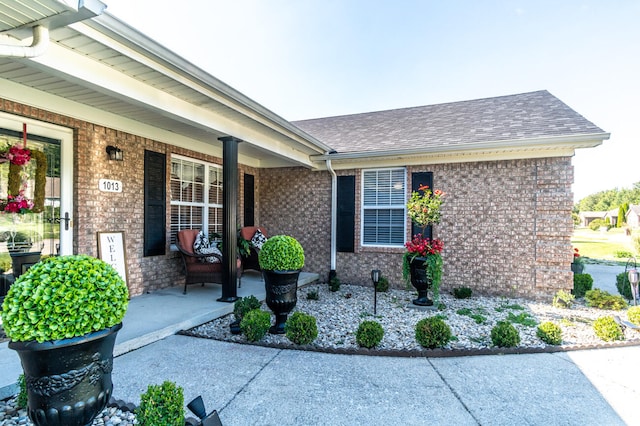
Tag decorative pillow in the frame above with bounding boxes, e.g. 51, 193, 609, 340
251, 229, 268, 250
193, 231, 221, 263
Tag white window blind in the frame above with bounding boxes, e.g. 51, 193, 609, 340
362, 168, 405, 246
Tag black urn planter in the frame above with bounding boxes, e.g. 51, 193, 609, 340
263, 269, 300, 334
571, 262, 584, 274
410, 256, 433, 306
9, 323, 122, 426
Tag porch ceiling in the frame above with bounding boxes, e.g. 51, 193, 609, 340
0, 3, 330, 169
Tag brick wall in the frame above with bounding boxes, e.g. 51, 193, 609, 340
261, 158, 574, 301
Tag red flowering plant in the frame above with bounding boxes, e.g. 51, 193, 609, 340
573, 247, 584, 266
1, 144, 31, 166
1, 190, 34, 214
403, 184, 446, 302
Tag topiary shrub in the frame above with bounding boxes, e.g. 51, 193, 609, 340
233, 295, 261, 322
628, 306, 640, 325
593, 316, 624, 342
573, 273, 593, 298
136, 381, 184, 426
616, 272, 633, 300
552, 289, 575, 309
585, 289, 628, 311
285, 311, 318, 345
375, 275, 389, 292
356, 320, 384, 348
329, 276, 341, 292
1, 255, 129, 342
258, 235, 305, 271
415, 316, 452, 349
240, 309, 272, 342
453, 287, 473, 299
537, 322, 562, 345
491, 320, 520, 348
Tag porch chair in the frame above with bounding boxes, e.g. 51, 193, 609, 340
176, 229, 242, 294
239, 226, 268, 272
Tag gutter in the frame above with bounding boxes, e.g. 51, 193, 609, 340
310, 132, 611, 162
326, 158, 337, 275
0, 25, 49, 58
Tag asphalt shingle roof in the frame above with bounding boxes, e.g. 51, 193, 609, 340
293, 90, 605, 154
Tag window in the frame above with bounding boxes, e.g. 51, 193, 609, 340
170, 156, 223, 244
362, 168, 405, 246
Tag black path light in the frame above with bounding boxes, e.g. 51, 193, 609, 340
371, 269, 381, 315
626, 257, 639, 306
186, 395, 223, 426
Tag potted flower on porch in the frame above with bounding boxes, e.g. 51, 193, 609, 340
258, 235, 305, 334
1, 255, 129, 426
403, 184, 445, 306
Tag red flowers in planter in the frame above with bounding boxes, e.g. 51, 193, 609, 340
405, 234, 444, 257
573, 248, 580, 258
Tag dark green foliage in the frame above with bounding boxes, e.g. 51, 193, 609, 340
585, 289, 627, 311
537, 322, 562, 345
593, 316, 624, 342
506, 312, 537, 327
456, 308, 487, 324
494, 303, 524, 313
258, 235, 305, 271
491, 320, 520, 347
356, 320, 384, 348
573, 273, 594, 298
1, 255, 129, 342
415, 316, 452, 349
136, 381, 184, 426
233, 295, 261, 321
306, 288, 319, 300
616, 272, 633, 300
628, 306, 640, 325
240, 309, 271, 342
576, 184, 640, 212
552, 289, 575, 308
329, 276, 340, 292
285, 312, 318, 345
453, 287, 473, 299
17, 374, 27, 409
618, 203, 629, 228
375, 275, 389, 292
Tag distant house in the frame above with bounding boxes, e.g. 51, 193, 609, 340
626, 205, 640, 228
604, 209, 619, 227
579, 211, 607, 227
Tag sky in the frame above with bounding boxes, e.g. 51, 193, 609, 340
103, 0, 640, 202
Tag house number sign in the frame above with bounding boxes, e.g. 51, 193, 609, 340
99, 179, 122, 193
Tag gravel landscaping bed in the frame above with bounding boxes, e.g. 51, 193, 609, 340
185, 283, 640, 355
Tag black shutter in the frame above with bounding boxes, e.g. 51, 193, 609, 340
336, 175, 355, 252
244, 173, 255, 227
411, 172, 433, 239
144, 150, 166, 256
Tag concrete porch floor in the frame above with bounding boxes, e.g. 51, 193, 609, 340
0, 270, 320, 398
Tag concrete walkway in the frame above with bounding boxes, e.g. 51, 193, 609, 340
3, 267, 640, 424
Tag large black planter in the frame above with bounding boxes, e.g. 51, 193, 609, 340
571, 262, 584, 274
410, 256, 433, 306
263, 269, 300, 334
9, 323, 122, 426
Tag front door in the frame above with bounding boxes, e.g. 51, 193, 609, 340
0, 113, 73, 269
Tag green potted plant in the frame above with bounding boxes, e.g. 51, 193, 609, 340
1, 254, 129, 426
403, 184, 445, 306
258, 235, 305, 334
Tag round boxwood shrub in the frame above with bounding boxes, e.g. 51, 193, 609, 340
585, 288, 627, 311
1, 254, 129, 342
234, 295, 261, 322
593, 316, 624, 342
240, 309, 272, 342
616, 272, 634, 300
453, 287, 473, 299
258, 235, 305, 271
285, 311, 318, 345
415, 316, 451, 349
356, 320, 384, 348
628, 306, 640, 325
537, 321, 562, 345
491, 320, 520, 347
136, 381, 184, 426
573, 273, 593, 298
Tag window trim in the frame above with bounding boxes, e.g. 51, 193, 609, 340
360, 167, 406, 248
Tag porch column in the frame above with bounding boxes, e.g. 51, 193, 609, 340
218, 136, 241, 302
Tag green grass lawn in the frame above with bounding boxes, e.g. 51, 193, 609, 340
571, 227, 638, 263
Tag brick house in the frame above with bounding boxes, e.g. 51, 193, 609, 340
0, 1, 609, 300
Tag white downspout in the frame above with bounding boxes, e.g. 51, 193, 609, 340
326, 158, 337, 274
0, 26, 50, 58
